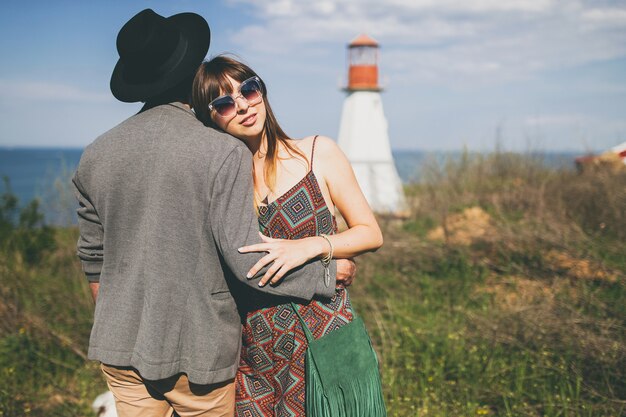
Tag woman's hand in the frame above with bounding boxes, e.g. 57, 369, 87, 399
238, 232, 327, 287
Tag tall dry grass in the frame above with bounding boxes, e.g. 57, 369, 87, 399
351, 150, 625, 416
1, 151, 624, 416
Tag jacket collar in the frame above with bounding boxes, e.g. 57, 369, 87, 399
167, 101, 195, 116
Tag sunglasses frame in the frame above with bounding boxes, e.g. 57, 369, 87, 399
208, 76, 264, 119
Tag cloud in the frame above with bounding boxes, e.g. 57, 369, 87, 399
582, 7, 626, 27
0, 80, 111, 103
227, 0, 626, 84
232, 0, 557, 18
385, 0, 557, 14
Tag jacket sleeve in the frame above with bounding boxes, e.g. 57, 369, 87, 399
72, 168, 104, 282
209, 146, 336, 300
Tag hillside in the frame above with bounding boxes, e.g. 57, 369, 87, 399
1, 152, 624, 416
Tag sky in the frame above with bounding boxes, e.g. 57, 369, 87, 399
0, 0, 625, 152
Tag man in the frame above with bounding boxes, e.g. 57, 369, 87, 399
73, 9, 354, 416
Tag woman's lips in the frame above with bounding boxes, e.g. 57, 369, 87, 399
240, 113, 257, 127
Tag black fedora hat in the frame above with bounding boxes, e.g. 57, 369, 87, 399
110, 9, 210, 103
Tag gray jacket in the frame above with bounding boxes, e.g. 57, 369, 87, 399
72, 102, 336, 385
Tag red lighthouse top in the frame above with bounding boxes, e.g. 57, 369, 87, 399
346, 34, 380, 91
350, 34, 379, 48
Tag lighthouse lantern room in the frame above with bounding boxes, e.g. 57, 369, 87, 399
347, 34, 380, 91
337, 34, 406, 215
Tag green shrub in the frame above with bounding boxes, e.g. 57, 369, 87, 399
0, 177, 56, 264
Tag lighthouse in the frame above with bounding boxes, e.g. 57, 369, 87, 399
337, 34, 406, 215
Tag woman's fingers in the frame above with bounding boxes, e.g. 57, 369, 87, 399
258, 261, 283, 286
238, 243, 270, 254
259, 232, 278, 243
241, 237, 303, 285
246, 253, 276, 278
269, 263, 291, 286
239, 233, 281, 253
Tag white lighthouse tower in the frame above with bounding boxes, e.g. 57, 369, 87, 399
337, 34, 406, 214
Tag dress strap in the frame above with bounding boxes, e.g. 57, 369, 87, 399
290, 302, 314, 342
309, 135, 319, 172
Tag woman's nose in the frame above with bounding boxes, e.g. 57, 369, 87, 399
235, 96, 249, 113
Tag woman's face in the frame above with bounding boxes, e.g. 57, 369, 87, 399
210, 75, 267, 142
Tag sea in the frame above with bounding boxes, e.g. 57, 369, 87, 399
0, 147, 581, 225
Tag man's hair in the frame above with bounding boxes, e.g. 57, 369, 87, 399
142, 73, 195, 110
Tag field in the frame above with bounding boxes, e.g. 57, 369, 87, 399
1, 152, 625, 416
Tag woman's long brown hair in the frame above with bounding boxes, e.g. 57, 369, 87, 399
192, 55, 307, 205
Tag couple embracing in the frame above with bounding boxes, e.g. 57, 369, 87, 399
73, 9, 383, 417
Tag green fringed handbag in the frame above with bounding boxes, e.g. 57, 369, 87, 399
290, 302, 387, 417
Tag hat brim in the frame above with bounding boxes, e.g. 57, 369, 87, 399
110, 12, 210, 103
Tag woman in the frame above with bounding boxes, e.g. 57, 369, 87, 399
192, 55, 383, 416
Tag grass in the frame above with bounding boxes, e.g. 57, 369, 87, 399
350, 151, 626, 416
353, 236, 625, 416
0, 228, 103, 416
0, 151, 624, 416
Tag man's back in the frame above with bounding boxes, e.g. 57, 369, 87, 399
74, 103, 249, 384
75, 9, 340, 414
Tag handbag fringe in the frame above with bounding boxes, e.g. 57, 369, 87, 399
307, 361, 387, 417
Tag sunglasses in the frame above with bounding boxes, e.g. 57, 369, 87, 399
208, 76, 264, 119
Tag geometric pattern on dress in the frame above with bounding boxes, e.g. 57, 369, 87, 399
301, 306, 326, 336
275, 365, 297, 397
236, 401, 265, 417
273, 305, 296, 331
257, 203, 275, 220
258, 172, 334, 238
315, 207, 334, 235
235, 137, 354, 417
235, 290, 354, 416
249, 314, 273, 343
275, 399, 296, 417
286, 220, 317, 241
323, 315, 352, 335
247, 344, 274, 373
245, 376, 274, 399
273, 332, 296, 360
293, 381, 307, 411
263, 219, 290, 243
281, 188, 314, 226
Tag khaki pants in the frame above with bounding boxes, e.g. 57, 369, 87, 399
101, 364, 235, 417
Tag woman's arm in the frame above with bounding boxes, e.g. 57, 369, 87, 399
314, 135, 384, 257
239, 136, 382, 285
212, 146, 338, 300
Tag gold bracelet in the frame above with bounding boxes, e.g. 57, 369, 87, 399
320, 234, 333, 265
319, 234, 333, 287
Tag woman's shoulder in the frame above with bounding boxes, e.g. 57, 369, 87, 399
293, 135, 342, 158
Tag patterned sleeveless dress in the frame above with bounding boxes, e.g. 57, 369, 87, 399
235, 137, 354, 416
